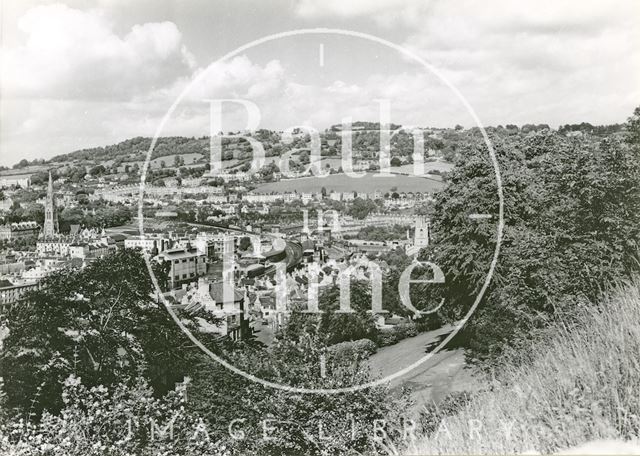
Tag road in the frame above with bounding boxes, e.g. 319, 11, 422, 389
367, 325, 480, 414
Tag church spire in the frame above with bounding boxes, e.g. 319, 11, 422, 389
43, 171, 59, 238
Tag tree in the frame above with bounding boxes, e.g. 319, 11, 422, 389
129, 163, 140, 176
346, 198, 378, 220
187, 317, 408, 455
238, 236, 252, 251
626, 106, 640, 145
89, 164, 106, 176
1, 250, 214, 416
423, 111, 640, 364
12, 159, 29, 169
315, 282, 379, 345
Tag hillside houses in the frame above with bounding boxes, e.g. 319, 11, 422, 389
0, 172, 33, 188
0, 222, 40, 241
173, 278, 247, 340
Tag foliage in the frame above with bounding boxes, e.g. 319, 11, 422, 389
346, 197, 379, 220
0, 250, 410, 455
395, 321, 418, 339
417, 391, 474, 438
377, 248, 444, 319
0, 250, 213, 416
377, 321, 418, 347
238, 236, 252, 252
411, 277, 640, 454
58, 204, 133, 231
421, 107, 640, 363
0, 375, 228, 456
317, 283, 380, 345
187, 331, 410, 455
327, 338, 377, 364
352, 223, 409, 242
2, 201, 132, 231
377, 329, 399, 347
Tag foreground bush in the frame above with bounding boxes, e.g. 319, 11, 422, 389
0, 376, 227, 456
409, 278, 640, 454
328, 338, 377, 363
378, 321, 419, 347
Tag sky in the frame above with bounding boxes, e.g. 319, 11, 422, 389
1, 0, 639, 166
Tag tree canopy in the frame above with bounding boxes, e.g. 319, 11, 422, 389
419, 108, 640, 363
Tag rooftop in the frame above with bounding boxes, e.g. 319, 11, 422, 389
158, 248, 201, 260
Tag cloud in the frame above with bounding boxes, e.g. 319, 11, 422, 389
1, 3, 194, 100
394, 0, 640, 126
1, 0, 639, 167
185, 56, 286, 101
294, 0, 432, 27
293, 0, 640, 125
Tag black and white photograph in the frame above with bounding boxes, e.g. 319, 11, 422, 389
0, 1, 639, 454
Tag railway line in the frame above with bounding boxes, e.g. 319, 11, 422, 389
185, 221, 304, 272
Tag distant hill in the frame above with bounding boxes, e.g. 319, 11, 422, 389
49, 136, 209, 164
3, 120, 626, 171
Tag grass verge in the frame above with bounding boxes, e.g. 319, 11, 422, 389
408, 277, 640, 455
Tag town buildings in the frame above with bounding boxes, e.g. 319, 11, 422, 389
0, 222, 40, 241
0, 279, 39, 310
124, 236, 170, 254
0, 198, 13, 212
157, 246, 207, 288
174, 278, 247, 340
35, 172, 116, 260
0, 172, 32, 188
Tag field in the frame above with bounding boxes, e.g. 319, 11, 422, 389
103, 153, 207, 170
392, 160, 454, 174
253, 172, 444, 194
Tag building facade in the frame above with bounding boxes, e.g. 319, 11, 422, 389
0, 173, 32, 188
0, 279, 40, 311
157, 247, 207, 289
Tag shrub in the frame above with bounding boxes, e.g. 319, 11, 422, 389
415, 314, 442, 332
396, 321, 418, 338
328, 338, 377, 364
0, 375, 228, 456
377, 321, 419, 347
377, 329, 399, 347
